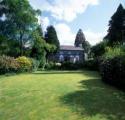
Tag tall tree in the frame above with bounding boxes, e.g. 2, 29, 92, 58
31, 26, 56, 68
75, 29, 85, 47
0, 0, 40, 55
105, 4, 125, 45
75, 29, 90, 53
0, 35, 21, 56
31, 28, 46, 61
45, 25, 60, 51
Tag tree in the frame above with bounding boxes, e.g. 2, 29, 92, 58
83, 41, 91, 53
91, 41, 108, 58
45, 25, 60, 51
105, 4, 125, 45
31, 28, 46, 62
0, 0, 40, 55
30, 26, 56, 68
75, 29, 91, 53
0, 35, 20, 56
75, 29, 86, 47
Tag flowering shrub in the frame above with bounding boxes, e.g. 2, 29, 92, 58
16, 56, 32, 72
0, 55, 20, 74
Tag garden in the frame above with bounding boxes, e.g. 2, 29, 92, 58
0, 0, 125, 120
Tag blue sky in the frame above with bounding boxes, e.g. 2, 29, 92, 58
29, 0, 125, 45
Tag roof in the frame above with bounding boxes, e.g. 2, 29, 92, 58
60, 45, 83, 51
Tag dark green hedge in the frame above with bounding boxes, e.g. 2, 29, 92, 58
100, 56, 125, 89
82, 58, 101, 71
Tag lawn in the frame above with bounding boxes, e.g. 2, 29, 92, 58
0, 71, 125, 120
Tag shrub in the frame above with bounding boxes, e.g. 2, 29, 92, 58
45, 62, 61, 70
100, 55, 125, 89
30, 58, 40, 72
103, 46, 125, 59
0, 55, 19, 74
99, 45, 125, 89
91, 41, 108, 58
83, 58, 100, 71
61, 62, 83, 70
16, 56, 32, 72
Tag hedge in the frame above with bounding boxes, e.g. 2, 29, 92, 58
100, 55, 125, 89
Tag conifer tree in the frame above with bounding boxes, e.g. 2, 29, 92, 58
75, 29, 91, 53
105, 4, 125, 45
74, 29, 86, 47
45, 25, 60, 51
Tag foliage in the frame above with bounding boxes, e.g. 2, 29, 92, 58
91, 41, 108, 58
103, 45, 125, 59
83, 40, 91, 53
104, 4, 125, 45
16, 56, 32, 72
75, 29, 86, 47
100, 55, 125, 89
83, 59, 100, 71
99, 45, 125, 89
0, 55, 19, 74
31, 30, 46, 60
0, 35, 21, 57
0, 36, 10, 55
0, 0, 40, 55
45, 25, 60, 51
61, 62, 83, 70
74, 29, 86, 47
45, 62, 61, 70
74, 29, 91, 54
45, 43, 57, 53
30, 58, 40, 72
30, 29, 47, 68
0, 55, 39, 74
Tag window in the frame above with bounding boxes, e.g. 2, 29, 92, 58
59, 55, 64, 62
68, 51, 71, 54
76, 55, 79, 62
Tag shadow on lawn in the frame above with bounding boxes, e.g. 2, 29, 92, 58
60, 79, 125, 120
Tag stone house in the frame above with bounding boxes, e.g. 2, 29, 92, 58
55, 45, 84, 63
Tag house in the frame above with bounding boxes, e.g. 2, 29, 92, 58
54, 29, 86, 63
55, 45, 84, 63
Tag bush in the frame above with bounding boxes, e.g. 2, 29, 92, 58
0, 55, 19, 74
91, 41, 108, 58
83, 58, 100, 71
99, 45, 125, 89
30, 58, 40, 72
16, 56, 32, 72
45, 62, 61, 70
103, 46, 125, 59
100, 55, 125, 89
61, 62, 83, 70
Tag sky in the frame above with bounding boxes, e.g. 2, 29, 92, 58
29, 0, 125, 46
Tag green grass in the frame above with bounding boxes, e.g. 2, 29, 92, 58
0, 70, 125, 120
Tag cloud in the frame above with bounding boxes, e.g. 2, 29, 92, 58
55, 23, 106, 45
41, 17, 50, 31
84, 29, 106, 45
29, 0, 105, 45
55, 23, 75, 45
30, 0, 99, 22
